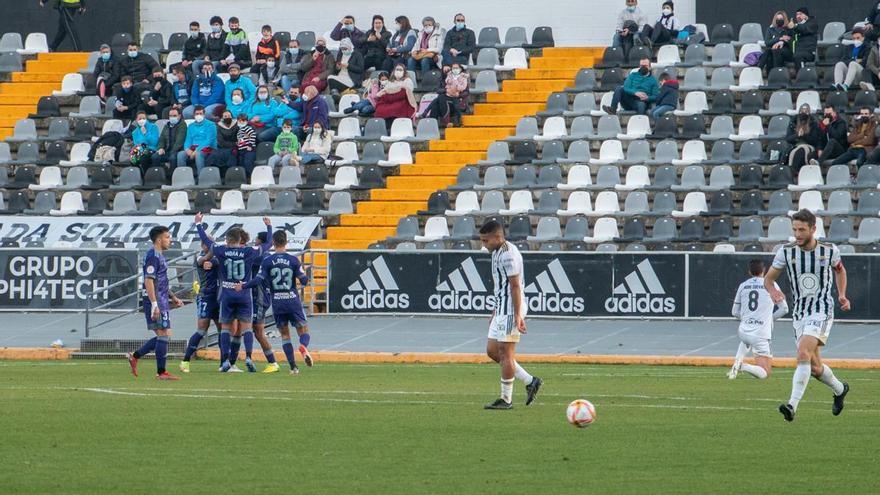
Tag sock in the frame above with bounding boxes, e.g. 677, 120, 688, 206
298, 332, 310, 348
243, 330, 254, 359
741, 363, 768, 379
282, 338, 296, 369
229, 336, 242, 365
500, 378, 514, 403
734, 342, 749, 362
513, 361, 534, 385
133, 337, 157, 359
789, 362, 811, 411
219, 330, 231, 363
184, 329, 207, 361
816, 364, 845, 395
262, 345, 276, 364
155, 336, 169, 374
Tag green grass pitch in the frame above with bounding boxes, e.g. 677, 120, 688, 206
0, 360, 878, 494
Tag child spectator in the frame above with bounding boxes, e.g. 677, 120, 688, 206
235, 112, 258, 172
268, 119, 301, 168
254, 24, 281, 86
651, 72, 679, 120
344, 72, 387, 116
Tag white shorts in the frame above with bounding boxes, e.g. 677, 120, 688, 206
793, 315, 834, 346
738, 331, 772, 358
488, 314, 521, 343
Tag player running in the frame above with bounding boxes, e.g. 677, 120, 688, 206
127, 225, 184, 380
764, 209, 850, 422
479, 220, 542, 410
727, 259, 788, 380
237, 230, 312, 374
179, 239, 220, 373
195, 212, 271, 373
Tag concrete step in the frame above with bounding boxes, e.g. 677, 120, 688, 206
462, 114, 524, 127
0, 82, 60, 95
514, 68, 583, 80
25, 60, 87, 73
399, 164, 465, 175
414, 151, 484, 165
444, 127, 513, 141
472, 102, 546, 116
355, 201, 425, 215
541, 47, 604, 57
0, 94, 42, 105
310, 239, 373, 250
386, 176, 455, 189
11, 72, 70, 83
338, 214, 402, 226
0, 105, 37, 118
370, 189, 435, 201
501, 79, 570, 93
428, 139, 494, 151
486, 91, 548, 103
326, 226, 397, 240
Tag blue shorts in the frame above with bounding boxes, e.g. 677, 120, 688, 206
220, 298, 253, 324
197, 293, 220, 321
274, 302, 307, 329
252, 302, 267, 325
143, 300, 171, 330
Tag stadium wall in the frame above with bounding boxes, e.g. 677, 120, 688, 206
139, 0, 696, 48
696, 1, 867, 32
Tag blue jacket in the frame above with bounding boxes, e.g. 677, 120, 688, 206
289, 96, 329, 129
171, 79, 191, 106
184, 120, 218, 152
654, 79, 679, 108
132, 121, 160, 150
190, 74, 225, 107
273, 97, 302, 127
622, 71, 660, 102
226, 99, 251, 119
248, 99, 280, 127
224, 76, 256, 106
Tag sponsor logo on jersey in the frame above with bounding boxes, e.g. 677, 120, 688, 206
524, 259, 585, 314
341, 256, 410, 310
429, 257, 494, 311
605, 259, 676, 314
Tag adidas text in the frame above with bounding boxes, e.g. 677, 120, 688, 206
527, 293, 585, 313
342, 290, 410, 310
429, 292, 494, 311
604, 293, 676, 314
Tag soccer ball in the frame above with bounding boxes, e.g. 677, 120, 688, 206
566, 399, 596, 428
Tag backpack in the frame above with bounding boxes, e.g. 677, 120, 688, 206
88, 131, 124, 161
744, 51, 762, 66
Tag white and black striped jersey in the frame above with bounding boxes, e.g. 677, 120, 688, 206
491, 241, 526, 317
771, 242, 842, 321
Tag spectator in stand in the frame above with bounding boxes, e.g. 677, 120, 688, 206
267, 119, 300, 168
181, 21, 206, 75
235, 112, 258, 172
220, 17, 252, 72
385, 16, 417, 73
185, 62, 225, 120
363, 15, 391, 71
270, 86, 303, 141
651, 72, 678, 120
169, 65, 191, 117
331, 15, 365, 49
603, 57, 658, 116
832, 108, 876, 167
375, 63, 417, 127
130, 110, 159, 173
93, 44, 116, 100
864, 37, 880, 91
152, 106, 187, 169
421, 63, 468, 127
409, 17, 444, 76
443, 14, 476, 66
225, 87, 249, 118
143, 66, 172, 119
613, 0, 649, 57
643, 1, 680, 47
178, 105, 218, 173
761, 11, 793, 73
278, 39, 306, 93
206, 109, 239, 169
862, 2, 880, 41
288, 85, 329, 140
299, 37, 335, 93
113, 75, 140, 122
249, 85, 280, 142
788, 7, 818, 68
299, 123, 333, 164
786, 103, 821, 170
254, 24, 281, 86
344, 71, 387, 116
224, 63, 256, 106
114, 41, 160, 93
817, 104, 849, 165
327, 38, 365, 94
832, 28, 870, 91
195, 15, 227, 74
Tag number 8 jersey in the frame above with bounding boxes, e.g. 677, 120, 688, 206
732, 276, 787, 339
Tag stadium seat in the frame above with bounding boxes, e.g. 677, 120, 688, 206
854, 165, 880, 190
409, 118, 440, 143
678, 217, 706, 241
588, 166, 621, 190
615, 165, 650, 191
617, 115, 650, 140
672, 192, 708, 217
595, 46, 624, 69
619, 140, 650, 166
48, 191, 84, 216
730, 44, 762, 69
334, 117, 361, 141
496, 26, 527, 49
324, 166, 359, 191
565, 117, 595, 141
507, 141, 537, 164
826, 217, 855, 244
499, 190, 534, 215
0, 33, 23, 52
495, 47, 528, 70
730, 67, 762, 92
0, 51, 23, 73
656, 44, 681, 66
534, 116, 567, 141
818, 22, 846, 47
449, 216, 477, 241
381, 119, 415, 143
678, 115, 706, 140
22, 191, 56, 215
789, 190, 824, 215
674, 91, 707, 116
646, 140, 678, 165
672, 140, 707, 166
52, 73, 84, 97
527, 217, 562, 242
616, 217, 646, 242
564, 70, 597, 93
377, 142, 412, 167
587, 191, 620, 217
597, 68, 625, 91
319, 191, 353, 216
329, 94, 360, 118
557, 191, 592, 216
556, 140, 590, 165
525, 26, 554, 49
352, 142, 387, 166
563, 92, 597, 118
729, 115, 763, 141
414, 217, 450, 242
357, 119, 390, 144
763, 165, 794, 190
591, 140, 624, 165
700, 116, 735, 141
82, 191, 108, 215
583, 217, 618, 243
789, 165, 823, 191
470, 70, 499, 94
445, 191, 480, 217
595, 243, 618, 252
18, 33, 49, 55
672, 165, 706, 192
56, 166, 89, 191
677, 44, 707, 68
680, 67, 708, 91
506, 117, 539, 142
156, 191, 191, 216
475, 27, 501, 50
734, 23, 763, 47
730, 217, 764, 242
240, 166, 275, 190
533, 141, 565, 165
28, 166, 63, 191
760, 190, 793, 216
703, 166, 735, 192
211, 190, 245, 214
557, 165, 592, 190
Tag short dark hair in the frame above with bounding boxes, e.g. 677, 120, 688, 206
190, 21, 200, 28
210, 16, 223, 25
373, 14, 384, 23
748, 259, 765, 276
860, 106, 873, 114
121, 75, 133, 83
256, 231, 269, 244
127, 41, 139, 48
229, 16, 240, 24
662, 1, 674, 8
479, 220, 504, 235
791, 208, 816, 227
659, 72, 669, 81
149, 226, 169, 243
282, 119, 293, 127
823, 104, 836, 113
193, 105, 205, 113
262, 24, 272, 32
343, 15, 355, 22
136, 110, 147, 117
273, 230, 288, 247
224, 228, 241, 244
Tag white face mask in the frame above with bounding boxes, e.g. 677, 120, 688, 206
662, 8, 672, 15
137, 119, 147, 127
394, 69, 405, 78
451, 68, 461, 75
258, 92, 269, 100
267, 61, 275, 68
194, 114, 205, 123
169, 117, 180, 125
424, 25, 434, 34
313, 127, 322, 134
302, 94, 310, 101
232, 95, 243, 104
854, 39, 864, 47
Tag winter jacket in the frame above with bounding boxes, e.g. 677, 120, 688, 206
300, 51, 337, 84
444, 26, 476, 61
114, 53, 160, 83
289, 96, 329, 130
847, 117, 878, 150
791, 17, 819, 57
248, 99, 280, 127
184, 120, 218, 152
654, 79, 679, 108
255, 37, 281, 63
335, 49, 365, 87
300, 130, 333, 158
866, 2, 880, 26
388, 29, 417, 57
224, 75, 256, 106
112, 85, 140, 109
412, 28, 445, 55
205, 31, 227, 61
867, 46, 880, 80
622, 71, 660, 102
183, 33, 207, 62
786, 116, 822, 148
215, 122, 239, 150
616, 7, 649, 31
93, 57, 116, 81
844, 42, 871, 66
764, 26, 791, 49
132, 121, 160, 150
146, 77, 173, 108
157, 119, 187, 154
279, 49, 307, 79
190, 73, 225, 107
222, 29, 252, 68
444, 72, 469, 98
819, 116, 848, 149
236, 124, 257, 152
330, 23, 365, 49
171, 77, 191, 106
362, 28, 391, 60
226, 99, 250, 119
273, 131, 300, 154
273, 98, 302, 127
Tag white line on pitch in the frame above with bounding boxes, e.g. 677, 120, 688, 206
679, 334, 739, 356
556, 327, 631, 355
324, 319, 408, 349
440, 337, 484, 353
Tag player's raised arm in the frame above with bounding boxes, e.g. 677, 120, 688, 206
194, 212, 214, 249
261, 217, 273, 254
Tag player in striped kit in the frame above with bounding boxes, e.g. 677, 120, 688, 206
479, 220, 542, 410
764, 209, 850, 422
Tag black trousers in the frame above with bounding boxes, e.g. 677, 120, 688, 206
50, 6, 81, 52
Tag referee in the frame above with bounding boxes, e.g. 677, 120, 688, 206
39, 0, 86, 52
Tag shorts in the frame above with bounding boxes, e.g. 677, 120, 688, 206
274, 302, 307, 329
793, 315, 834, 346
143, 301, 171, 331
487, 314, 521, 343
220, 298, 254, 324
738, 331, 772, 358
197, 293, 220, 321
252, 302, 267, 325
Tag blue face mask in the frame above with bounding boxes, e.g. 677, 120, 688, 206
122, 85, 131, 92
211, 25, 221, 33
344, 24, 354, 31
101, 53, 111, 61
626, 6, 636, 12
169, 117, 180, 125
455, 22, 466, 30
128, 50, 138, 58
289, 48, 299, 55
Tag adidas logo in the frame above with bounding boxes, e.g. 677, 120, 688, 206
429, 257, 495, 311
524, 259, 585, 314
341, 256, 410, 310
604, 259, 676, 314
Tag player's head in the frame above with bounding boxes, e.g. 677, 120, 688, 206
149, 226, 171, 250
273, 230, 288, 249
748, 259, 765, 277
479, 220, 505, 252
239, 230, 250, 246
791, 209, 817, 247
256, 231, 269, 246
224, 228, 241, 246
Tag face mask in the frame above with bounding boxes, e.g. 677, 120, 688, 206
169, 117, 180, 125
194, 115, 205, 123
128, 50, 138, 58
258, 92, 269, 101
231, 27, 241, 34
424, 26, 434, 34
267, 61, 276, 68
394, 69, 404, 77
639, 66, 650, 75
662, 8, 672, 15
313, 127, 322, 133
627, 6, 636, 12
776, 19, 784, 27
283, 128, 292, 133
232, 95, 243, 104
238, 120, 247, 126
289, 48, 299, 55
860, 116, 871, 122
101, 53, 111, 61
189, 31, 199, 38
341, 48, 352, 54
211, 25, 221, 33
263, 33, 272, 40
137, 119, 147, 127
302, 94, 310, 101
223, 117, 233, 125
798, 114, 809, 122
451, 68, 461, 75
315, 45, 326, 53
455, 22, 466, 30
380, 80, 388, 88
344, 24, 354, 31
395, 23, 402, 31
122, 85, 131, 92
854, 40, 864, 47
824, 114, 833, 120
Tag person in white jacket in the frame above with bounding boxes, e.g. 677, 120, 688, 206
408, 16, 445, 75
299, 124, 333, 164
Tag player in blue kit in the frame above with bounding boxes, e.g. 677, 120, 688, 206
244, 230, 282, 373
195, 212, 272, 372
127, 225, 184, 380
179, 239, 221, 373
237, 230, 312, 374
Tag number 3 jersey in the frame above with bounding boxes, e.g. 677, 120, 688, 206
732, 276, 788, 339
246, 252, 309, 312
